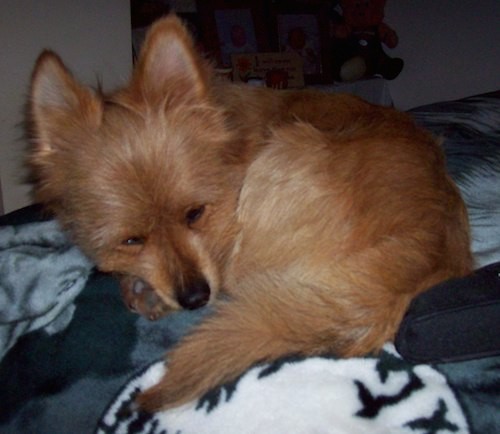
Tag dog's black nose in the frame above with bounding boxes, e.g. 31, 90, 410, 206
176, 278, 211, 310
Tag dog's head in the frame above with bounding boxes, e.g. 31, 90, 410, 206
27, 16, 244, 312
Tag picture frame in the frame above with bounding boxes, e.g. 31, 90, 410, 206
196, 0, 270, 68
232, 52, 305, 89
270, 2, 332, 85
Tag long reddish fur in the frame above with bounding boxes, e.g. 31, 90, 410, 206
27, 15, 472, 411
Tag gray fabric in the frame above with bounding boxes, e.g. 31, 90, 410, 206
410, 95, 500, 268
0, 220, 93, 361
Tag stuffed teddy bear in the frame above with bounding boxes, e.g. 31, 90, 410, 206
331, 0, 404, 82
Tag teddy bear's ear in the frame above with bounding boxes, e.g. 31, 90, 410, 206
130, 15, 210, 105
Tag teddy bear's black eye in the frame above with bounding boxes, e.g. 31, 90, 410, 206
122, 237, 145, 246
185, 205, 205, 227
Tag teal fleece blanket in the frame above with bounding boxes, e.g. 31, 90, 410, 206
0, 220, 93, 362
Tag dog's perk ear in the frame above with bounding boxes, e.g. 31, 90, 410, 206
29, 51, 102, 154
131, 14, 210, 104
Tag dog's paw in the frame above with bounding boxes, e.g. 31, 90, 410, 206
119, 276, 170, 320
135, 362, 203, 412
136, 343, 215, 411
135, 323, 232, 411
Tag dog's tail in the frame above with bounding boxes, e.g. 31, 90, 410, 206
136, 287, 349, 412
136, 236, 467, 412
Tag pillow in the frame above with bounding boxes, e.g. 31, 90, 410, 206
395, 261, 500, 363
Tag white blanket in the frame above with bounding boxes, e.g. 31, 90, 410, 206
97, 345, 471, 434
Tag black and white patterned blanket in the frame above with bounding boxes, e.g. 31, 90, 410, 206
97, 347, 480, 434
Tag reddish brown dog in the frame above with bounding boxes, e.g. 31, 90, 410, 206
27, 15, 472, 411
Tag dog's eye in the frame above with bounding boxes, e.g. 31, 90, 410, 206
122, 237, 145, 246
185, 205, 205, 227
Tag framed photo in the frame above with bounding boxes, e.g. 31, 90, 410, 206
270, 3, 332, 84
196, 0, 270, 68
232, 52, 305, 89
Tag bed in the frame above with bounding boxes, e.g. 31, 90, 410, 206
1, 91, 499, 434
